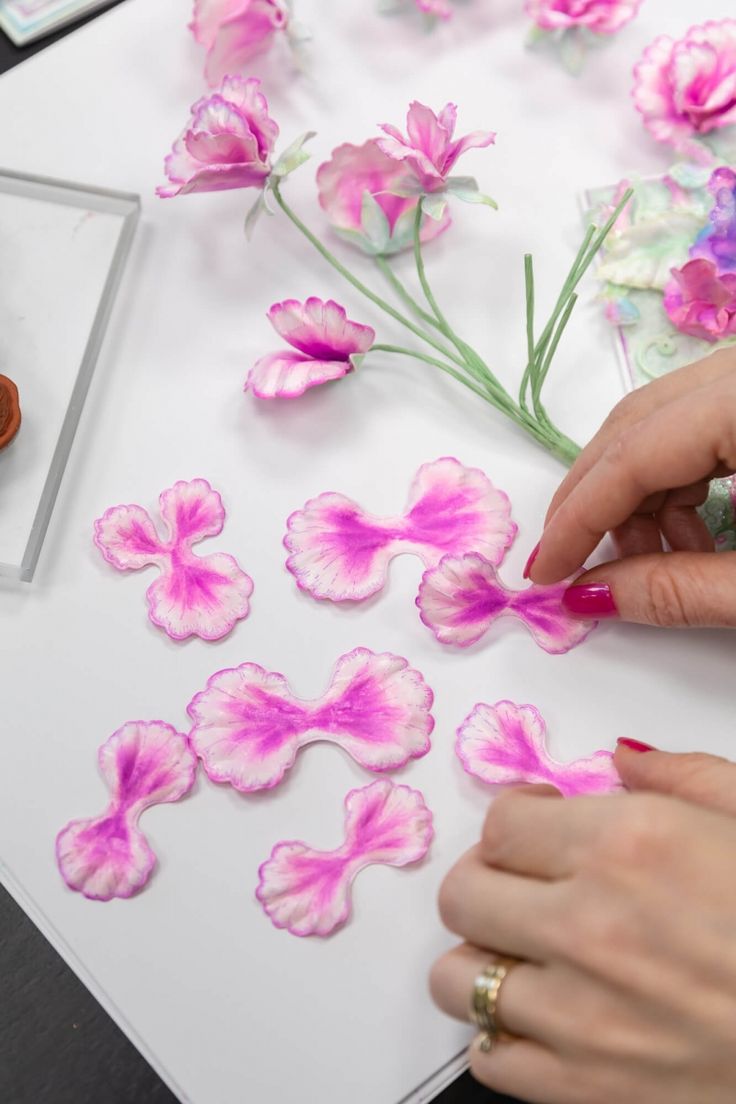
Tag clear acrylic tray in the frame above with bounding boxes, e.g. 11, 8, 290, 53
0, 169, 139, 581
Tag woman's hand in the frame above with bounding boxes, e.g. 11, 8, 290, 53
430, 743, 736, 1104
527, 348, 736, 627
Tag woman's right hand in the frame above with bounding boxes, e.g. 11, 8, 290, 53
527, 348, 736, 628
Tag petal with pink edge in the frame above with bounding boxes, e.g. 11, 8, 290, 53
187, 648, 434, 792
246, 351, 352, 399
267, 298, 376, 360
255, 780, 433, 937
55, 721, 197, 901
416, 553, 596, 653
456, 700, 623, 796
284, 458, 517, 603
146, 552, 254, 642
93, 504, 165, 570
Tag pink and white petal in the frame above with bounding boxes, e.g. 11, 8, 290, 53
146, 552, 253, 641
187, 664, 305, 792
511, 583, 597, 654
99, 721, 197, 812
204, 9, 281, 87
56, 816, 156, 901
405, 101, 453, 172
267, 298, 375, 359
554, 751, 622, 796
161, 161, 271, 197
456, 701, 553, 786
312, 649, 434, 770
93, 504, 165, 571
416, 553, 511, 647
284, 492, 398, 602
158, 479, 225, 547
190, 0, 246, 47
246, 351, 351, 399
403, 458, 517, 566
256, 842, 353, 937
219, 75, 280, 150
343, 780, 434, 866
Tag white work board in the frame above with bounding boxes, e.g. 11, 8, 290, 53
1, 2, 734, 1102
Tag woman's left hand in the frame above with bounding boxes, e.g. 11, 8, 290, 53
430, 744, 736, 1104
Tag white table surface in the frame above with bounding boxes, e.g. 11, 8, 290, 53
1, 2, 734, 1103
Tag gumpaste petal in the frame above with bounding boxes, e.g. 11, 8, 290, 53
55, 721, 197, 901
255, 780, 434, 937
187, 648, 434, 792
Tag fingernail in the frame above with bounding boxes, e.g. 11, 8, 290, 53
522, 541, 540, 580
562, 582, 619, 619
616, 737, 656, 753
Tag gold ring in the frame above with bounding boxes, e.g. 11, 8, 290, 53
469, 957, 518, 1053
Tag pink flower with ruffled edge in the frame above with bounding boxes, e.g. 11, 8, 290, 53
316, 141, 451, 256
663, 259, 736, 343
415, 0, 452, 18
93, 479, 254, 641
416, 552, 595, 654
190, 0, 290, 88
56, 722, 197, 901
377, 101, 495, 196
526, 0, 641, 34
157, 76, 278, 198
256, 780, 433, 937
246, 298, 375, 399
284, 458, 517, 603
187, 648, 434, 792
456, 701, 622, 797
633, 21, 736, 151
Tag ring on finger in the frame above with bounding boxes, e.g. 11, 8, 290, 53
470, 957, 520, 1053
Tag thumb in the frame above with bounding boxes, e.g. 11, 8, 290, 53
562, 551, 736, 628
615, 740, 736, 817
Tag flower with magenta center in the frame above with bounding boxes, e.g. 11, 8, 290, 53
526, 0, 642, 34
377, 101, 495, 198
316, 140, 451, 255
633, 20, 736, 151
663, 259, 736, 343
157, 76, 278, 198
246, 298, 375, 399
190, 0, 290, 88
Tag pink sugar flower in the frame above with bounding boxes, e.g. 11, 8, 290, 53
663, 259, 736, 343
377, 101, 495, 208
157, 76, 278, 198
246, 297, 375, 399
190, 0, 290, 88
633, 21, 736, 152
316, 140, 451, 256
526, 0, 641, 34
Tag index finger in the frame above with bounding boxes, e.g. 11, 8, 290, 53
530, 379, 736, 585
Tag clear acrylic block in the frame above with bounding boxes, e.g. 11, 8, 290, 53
0, 168, 139, 581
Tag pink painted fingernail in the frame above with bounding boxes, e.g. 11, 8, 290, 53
522, 541, 540, 580
562, 582, 619, 619
616, 737, 655, 753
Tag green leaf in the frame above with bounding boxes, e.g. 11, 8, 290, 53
445, 175, 498, 209
422, 193, 449, 220
360, 191, 392, 254
244, 191, 268, 240
271, 131, 316, 181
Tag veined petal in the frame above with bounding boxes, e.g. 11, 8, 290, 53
247, 351, 353, 399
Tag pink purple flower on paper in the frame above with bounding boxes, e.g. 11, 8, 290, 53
316, 141, 451, 256
284, 457, 517, 602
691, 167, 736, 275
633, 21, 736, 153
246, 298, 375, 399
190, 0, 290, 88
377, 102, 496, 214
157, 76, 278, 198
94, 479, 254, 642
526, 0, 641, 34
256, 780, 433, 937
663, 260, 736, 343
456, 700, 622, 796
188, 648, 434, 792
416, 552, 596, 653
56, 722, 197, 901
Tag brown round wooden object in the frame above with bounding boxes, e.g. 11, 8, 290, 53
0, 375, 21, 450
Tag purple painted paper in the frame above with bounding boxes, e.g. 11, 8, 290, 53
417, 552, 596, 653
284, 457, 517, 602
56, 721, 197, 901
94, 478, 254, 641
457, 700, 623, 796
256, 780, 434, 937
188, 648, 434, 792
